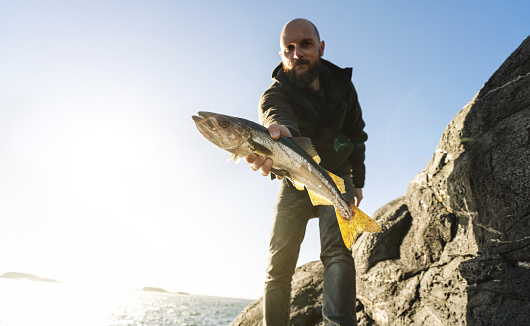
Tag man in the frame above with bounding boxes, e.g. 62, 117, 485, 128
245, 18, 367, 325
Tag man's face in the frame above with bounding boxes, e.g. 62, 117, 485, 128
279, 20, 324, 87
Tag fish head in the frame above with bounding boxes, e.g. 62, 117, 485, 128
192, 111, 251, 151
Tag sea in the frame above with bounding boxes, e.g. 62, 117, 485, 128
0, 279, 253, 326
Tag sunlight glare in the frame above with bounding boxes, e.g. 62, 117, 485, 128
43, 114, 156, 215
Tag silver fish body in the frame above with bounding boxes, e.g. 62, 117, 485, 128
192, 111, 380, 248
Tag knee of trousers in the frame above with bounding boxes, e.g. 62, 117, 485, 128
265, 241, 302, 287
265, 263, 296, 288
320, 248, 355, 270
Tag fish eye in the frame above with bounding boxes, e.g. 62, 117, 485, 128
218, 116, 230, 128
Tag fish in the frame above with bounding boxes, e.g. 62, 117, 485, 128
192, 111, 381, 248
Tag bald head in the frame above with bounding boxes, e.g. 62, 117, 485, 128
280, 18, 320, 46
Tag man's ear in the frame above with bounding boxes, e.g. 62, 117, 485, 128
320, 40, 325, 57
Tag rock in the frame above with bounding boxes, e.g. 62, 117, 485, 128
354, 34, 530, 326
358, 34, 530, 326
232, 35, 530, 325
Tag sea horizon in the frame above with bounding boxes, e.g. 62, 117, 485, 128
0, 272, 257, 301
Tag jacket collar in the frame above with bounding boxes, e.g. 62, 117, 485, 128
271, 59, 352, 90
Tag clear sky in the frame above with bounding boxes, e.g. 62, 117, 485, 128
0, 0, 528, 299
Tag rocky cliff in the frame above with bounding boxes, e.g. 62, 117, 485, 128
231, 35, 530, 326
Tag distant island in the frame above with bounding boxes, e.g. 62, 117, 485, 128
141, 287, 189, 295
0, 272, 59, 283
142, 287, 169, 293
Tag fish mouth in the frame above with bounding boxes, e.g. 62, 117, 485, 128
192, 112, 218, 139
191, 114, 203, 124
192, 112, 216, 129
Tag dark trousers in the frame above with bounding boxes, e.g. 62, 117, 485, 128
263, 176, 357, 326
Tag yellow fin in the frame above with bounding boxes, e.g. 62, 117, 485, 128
307, 189, 333, 206
336, 204, 381, 249
327, 170, 346, 194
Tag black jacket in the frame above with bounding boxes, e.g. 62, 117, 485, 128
259, 59, 368, 187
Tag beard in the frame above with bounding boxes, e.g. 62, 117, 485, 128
283, 58, 321, 89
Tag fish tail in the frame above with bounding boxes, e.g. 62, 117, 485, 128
335, 203, 381, 249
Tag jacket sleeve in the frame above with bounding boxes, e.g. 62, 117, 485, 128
343, 82, 368, 188
258, 85, 302, 137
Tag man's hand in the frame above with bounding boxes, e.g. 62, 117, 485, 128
245, 124, 292, 177
354, 188, 363, 207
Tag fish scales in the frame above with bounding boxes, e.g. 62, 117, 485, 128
250, 127, 341, 206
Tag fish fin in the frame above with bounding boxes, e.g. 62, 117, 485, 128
307, 188, 333, 206
290, 137, 321, 164
290, 178, 306, 191
271, 168, 289, 180
248, 138, 273, 156
327, 170, 346, 194
335, 203, 381, 249
227, 154, 241, 164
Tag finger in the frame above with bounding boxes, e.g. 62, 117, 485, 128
278, 125, 292, 137
268, 125, 281, 139
261, 158, 273, 176
245, 153, 258, 164
250, 155, 266, 171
